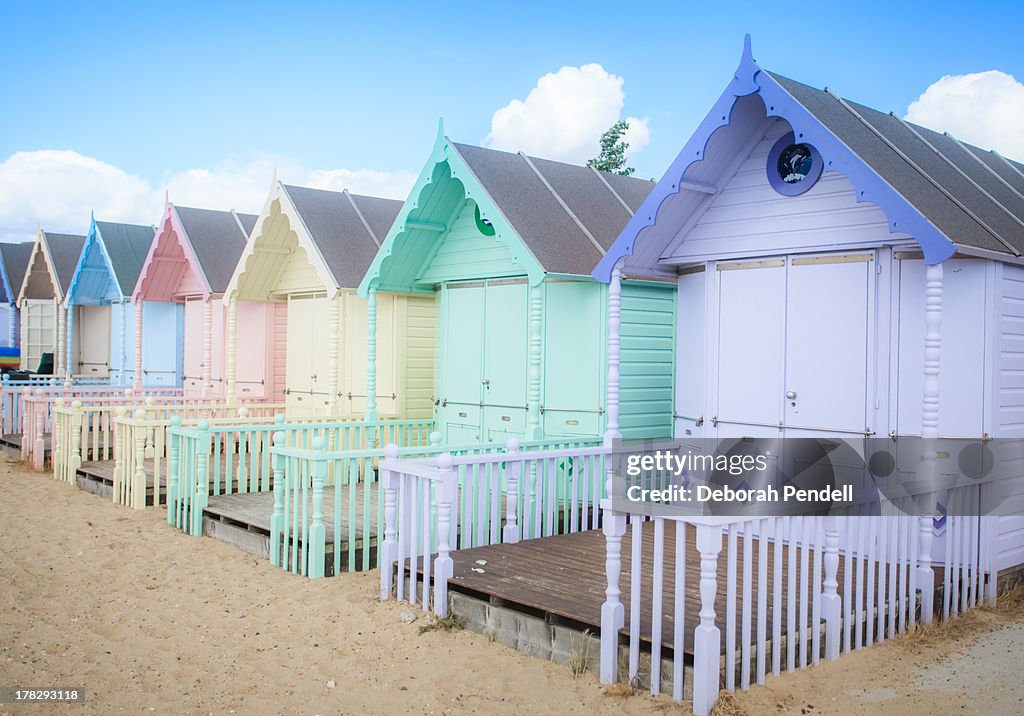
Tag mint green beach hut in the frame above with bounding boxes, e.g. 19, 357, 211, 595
360, 127, 676, 443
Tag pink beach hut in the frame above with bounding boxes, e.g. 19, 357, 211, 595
132, 202, 257, 397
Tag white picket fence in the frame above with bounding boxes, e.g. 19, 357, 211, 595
378, 442, 609, 613
380, 443, 998, 715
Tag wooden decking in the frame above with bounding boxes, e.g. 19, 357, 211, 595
445, 523, 865, 655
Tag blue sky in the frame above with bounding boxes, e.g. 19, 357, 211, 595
1, 1, 1022, 239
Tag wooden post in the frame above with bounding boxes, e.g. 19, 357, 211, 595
56, 301, 66, 378
599, 261, 625, 687
118, 300, 128, 386
502, 437, 521, 543
526, 284, 543, 441
365, 287, 378, 422
379, 443, 400, 601
433, 452, 456, 617
226, 295, 237, 403
69, 400, 83, 480
328, 295, 340, 416
167, 415, 182, 525
269, 430, 287, 567
131, 408, 147, 509
202, 299, 213, 399
918, 261, 942, 626
134, 300, 144, 390
52, 397, 64, 481
693, 523, 724, 716
822, 516, 841, 660
33, 390, 45, 470
192, 421, 210, 535
308, 437, 328, 579
65, 302, 75, 378
112, 406, 127, 499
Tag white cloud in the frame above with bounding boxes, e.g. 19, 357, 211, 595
485, 63, 650, 165
905, 70, 1024, 161
0, 151, 417, 242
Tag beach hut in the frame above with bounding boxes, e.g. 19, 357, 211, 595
359, 127, 676, 443
17, 229, 86, 373
224, 181, 427, 417
594, 37, 1024, 576
132, 202, 256, 396
0, 241, 34, 357
65, 216, 154, 384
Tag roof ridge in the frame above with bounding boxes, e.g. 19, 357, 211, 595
824, 87, 1021, 257
517, 152, 606, 257
993, 150, 1024, 182
343, 190, 381, 248
229, 209, 249, 240
589, 166, 635, 217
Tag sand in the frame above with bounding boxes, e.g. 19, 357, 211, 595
0, 454, 666, 715
2, 451, 1021, 716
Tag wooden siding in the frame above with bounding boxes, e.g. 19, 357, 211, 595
272, 245, 324, 296
22, 250, 56, 301
619, 281, 675, 439
895, 258, 987, 438
417, 201, 522, 284
664, 121, 912, 262
995, 262, 1024, 571
268, 301, 288, 403
542, 281, 603, 437
401, 294, 436, 420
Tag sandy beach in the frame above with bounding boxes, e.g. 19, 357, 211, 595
2, 452, 1022, 715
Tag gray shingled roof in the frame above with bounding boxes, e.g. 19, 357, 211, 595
452, 142, 654, 275
283, 185, 402, 289
174, 206, 254, 293
0, 242, 34, 304
44, 232, 87, 295
770, 71, 1024, 258
95, 221, 155, 296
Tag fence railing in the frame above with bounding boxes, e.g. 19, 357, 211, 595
596, 490, 996, 714
167, 419, 437, 542
379, 441, 609, 609
20, 386, 185, 469
107, 404, 293, 509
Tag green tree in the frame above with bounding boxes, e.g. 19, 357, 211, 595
587, 120, 635, 176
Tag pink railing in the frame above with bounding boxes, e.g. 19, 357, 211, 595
20, 386, 184, 468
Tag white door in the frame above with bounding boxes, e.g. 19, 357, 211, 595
286, 294, 331, 416
75, 305, 111, 377
714, 254, 872, 438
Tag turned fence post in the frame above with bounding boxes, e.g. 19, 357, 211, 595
379, 443, 400, 601
167, 415, 182, 525
191, 421, 211, 535
131, 408, 147, 509
52, 397, 65, 480
693, 523, 724, 716
502, 437, 521, 543
112, 406, 127, 499
33, 390, 46, 470
69, 400, 83, 479
918, 261, 943, 625
433, 452, 456, 617
308, 437, 328, 579
822, 516, 841, 660
270, 430, 287, 567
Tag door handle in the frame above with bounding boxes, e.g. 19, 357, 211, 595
785, 390, 797, 400
481, 378, 490, 387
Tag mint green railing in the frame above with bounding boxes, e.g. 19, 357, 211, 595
166, 417, 436, 536
267, 434, 605, 579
